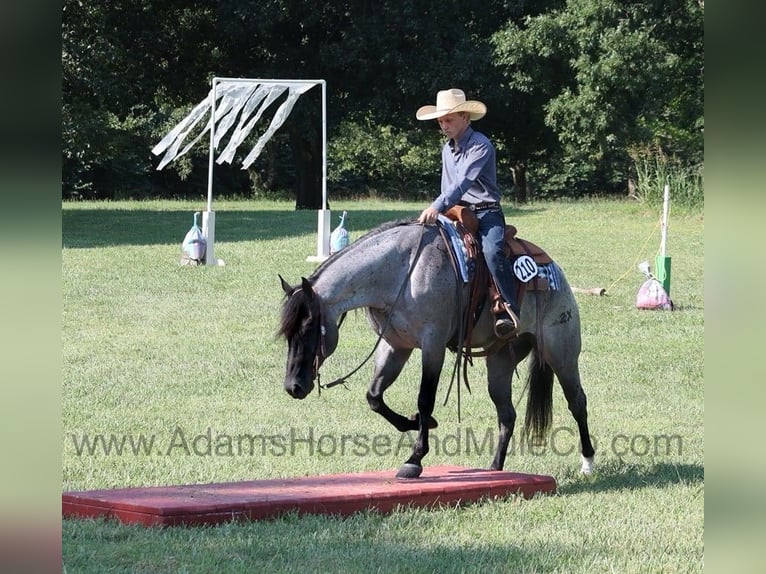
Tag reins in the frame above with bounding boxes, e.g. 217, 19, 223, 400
435, 221, 474, 423
316, 224, 427, 392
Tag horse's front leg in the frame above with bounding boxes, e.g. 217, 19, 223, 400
367, 342, 418, 432
396, 346, 445, 479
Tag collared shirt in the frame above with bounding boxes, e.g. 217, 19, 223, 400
429, 126, 501, 213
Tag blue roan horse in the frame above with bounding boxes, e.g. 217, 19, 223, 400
278, 220, 595, 479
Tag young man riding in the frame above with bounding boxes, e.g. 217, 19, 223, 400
416, 88, 520, 338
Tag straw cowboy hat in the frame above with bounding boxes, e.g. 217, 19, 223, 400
416, 88, 487, 121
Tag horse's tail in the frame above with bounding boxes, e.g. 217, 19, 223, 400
523, 348, 554, 444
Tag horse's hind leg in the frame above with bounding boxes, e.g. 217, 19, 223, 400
486, 339, 531, 470
550, 357, 595, 474
539, 288, 595, 473
366, 341, 421, 432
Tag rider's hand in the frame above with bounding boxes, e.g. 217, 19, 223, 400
417, 207, 440, 225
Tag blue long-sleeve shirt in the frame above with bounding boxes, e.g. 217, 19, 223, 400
429, 126, 501, 213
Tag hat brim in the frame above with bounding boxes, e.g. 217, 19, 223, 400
416, 101, 487, 121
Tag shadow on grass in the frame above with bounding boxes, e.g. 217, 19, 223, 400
62, 204, 547, 249
557, 459, 704, 496
62, 208, 420, 249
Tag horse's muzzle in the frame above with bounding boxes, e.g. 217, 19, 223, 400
285, 380, 314, 400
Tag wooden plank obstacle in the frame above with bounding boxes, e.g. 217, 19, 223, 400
62, 465, 556, 526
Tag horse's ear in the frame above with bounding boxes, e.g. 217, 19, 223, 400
301, 277, 314, 300
278, 274, 292, 296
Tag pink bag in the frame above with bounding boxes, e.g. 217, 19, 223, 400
636, 278, 673, 310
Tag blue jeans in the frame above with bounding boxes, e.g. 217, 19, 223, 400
477, 209, 520, 315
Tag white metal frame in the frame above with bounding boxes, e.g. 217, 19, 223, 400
202, 77, 330, 265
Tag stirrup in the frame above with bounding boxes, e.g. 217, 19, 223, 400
494, 305, 519, 339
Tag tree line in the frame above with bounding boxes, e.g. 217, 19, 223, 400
62, 0, 704, 208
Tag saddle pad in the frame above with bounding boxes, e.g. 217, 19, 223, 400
437, 215, 471, 283
534, 262, 560, 291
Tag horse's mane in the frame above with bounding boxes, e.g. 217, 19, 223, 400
310, 218, 416, 279
278, 219, 417, 340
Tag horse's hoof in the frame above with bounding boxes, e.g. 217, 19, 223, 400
580, 455, 594, 475
396, 463, 423, 479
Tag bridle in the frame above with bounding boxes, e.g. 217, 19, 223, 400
310, 308, 326, 384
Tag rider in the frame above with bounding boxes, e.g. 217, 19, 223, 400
415, 88, 520, 338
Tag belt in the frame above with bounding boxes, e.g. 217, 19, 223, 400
461, 201, 500, 212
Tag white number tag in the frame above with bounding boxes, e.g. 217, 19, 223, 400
513, 255, 539, 283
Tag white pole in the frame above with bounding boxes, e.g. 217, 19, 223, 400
206, 77, 217, 214
322, 80, 327, 211
307, 210, 332, 263
660, 183, 670, 257
203, 77, 219, 265
655, 183, 672, 295
308, 80, 331, 262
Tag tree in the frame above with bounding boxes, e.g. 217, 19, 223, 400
62, 0, 222, 198
492, 0, 704, 196
61, 0, 702, 203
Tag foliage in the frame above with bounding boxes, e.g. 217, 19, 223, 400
62, 0, 222, 197
61, 0, 703, 202
491, 0, 704, 196
329, 115, 442, 197
631, 144, 704, 211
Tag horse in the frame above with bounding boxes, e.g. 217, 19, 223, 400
277, 219, 595, 479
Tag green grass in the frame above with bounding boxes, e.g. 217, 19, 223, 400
62, 198, 704, 573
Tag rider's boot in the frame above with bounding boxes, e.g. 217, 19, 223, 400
494, 302, 519, 339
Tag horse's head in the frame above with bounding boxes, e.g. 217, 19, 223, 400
277, 275, 326, 399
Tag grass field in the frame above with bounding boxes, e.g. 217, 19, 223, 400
62, 199, 704, 573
